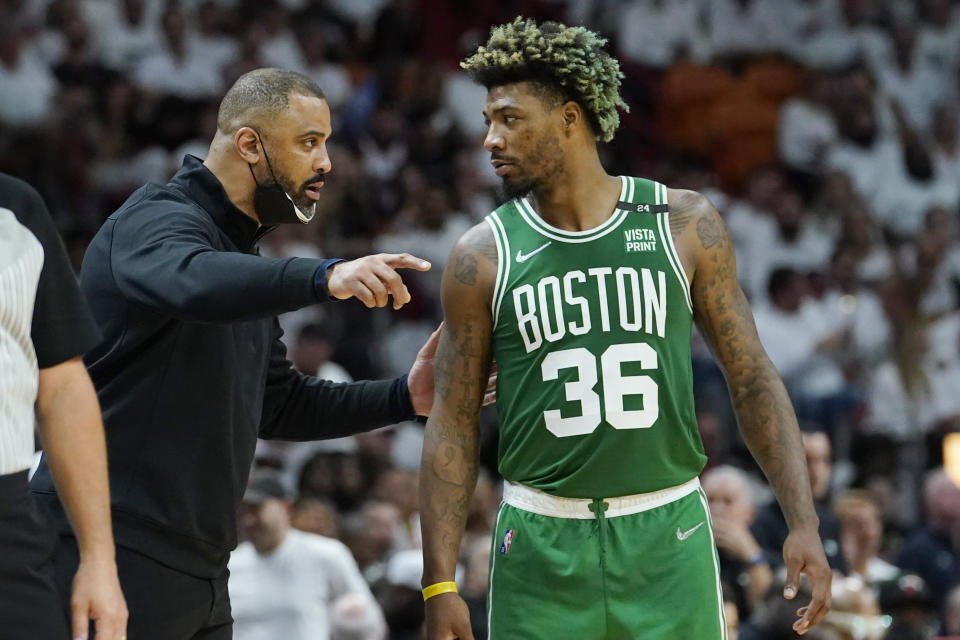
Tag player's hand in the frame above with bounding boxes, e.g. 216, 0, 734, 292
326, 253, 430, 309
71, 557, 128, 640
782, 525, 831, 636
425, 592, 475, 640
408, 324, 497, 416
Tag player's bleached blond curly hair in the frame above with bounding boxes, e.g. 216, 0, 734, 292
461, 17, 628, 143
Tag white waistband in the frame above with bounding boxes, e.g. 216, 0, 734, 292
502, 477, 701, 519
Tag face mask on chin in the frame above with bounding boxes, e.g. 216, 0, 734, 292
247, 134, 317, 225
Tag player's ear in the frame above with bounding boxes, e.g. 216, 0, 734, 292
560, 102, 581, 136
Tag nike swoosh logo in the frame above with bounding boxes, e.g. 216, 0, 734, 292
515, 242, 552, 263
676, 521, 705, 541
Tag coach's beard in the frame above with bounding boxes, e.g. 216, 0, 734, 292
252, 179, 317, 225
248, 136, 318, 225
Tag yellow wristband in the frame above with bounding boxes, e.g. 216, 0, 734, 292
422, 581, 458, 601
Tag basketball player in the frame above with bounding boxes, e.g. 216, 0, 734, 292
419, 18, 831, 639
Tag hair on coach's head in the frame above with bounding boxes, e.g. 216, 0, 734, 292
216, 68, 326, 134
461, 17, 628, 142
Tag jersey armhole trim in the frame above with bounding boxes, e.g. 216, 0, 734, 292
486, 212, 510, 330
656, 183, 693, 313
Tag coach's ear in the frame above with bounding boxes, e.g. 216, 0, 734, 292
235, 127, 261, 164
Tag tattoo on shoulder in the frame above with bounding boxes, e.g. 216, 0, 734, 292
667, 190, 701, 237
460, 223, 499, 265
696, 215, 724, 249
668, 189, 727, 250
454, 253, 478, 285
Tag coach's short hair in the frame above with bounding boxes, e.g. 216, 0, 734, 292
216, 68, 326, 134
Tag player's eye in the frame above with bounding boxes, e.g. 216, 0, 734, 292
504, 115, 518, 124
304, 138, 316, 148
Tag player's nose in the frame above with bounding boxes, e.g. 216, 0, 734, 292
484, 125, 504, 153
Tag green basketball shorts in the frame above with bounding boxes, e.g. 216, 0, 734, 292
486, 477, 726, 640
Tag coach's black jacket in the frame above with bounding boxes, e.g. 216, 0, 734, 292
32, 155, 415, 578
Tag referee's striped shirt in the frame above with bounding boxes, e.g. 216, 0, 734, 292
0, 207, 43, 475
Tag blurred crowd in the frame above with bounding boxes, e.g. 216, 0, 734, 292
5, 0, 960, 638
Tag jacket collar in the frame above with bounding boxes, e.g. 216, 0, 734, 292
170, 155, 271, 251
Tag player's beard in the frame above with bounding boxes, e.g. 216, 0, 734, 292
497, 132, 564, 201
499, 174, 538, 201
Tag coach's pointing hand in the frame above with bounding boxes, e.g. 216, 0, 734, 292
327, 253, 431, 309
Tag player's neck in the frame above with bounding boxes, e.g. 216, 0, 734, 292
528, 157, 620, 232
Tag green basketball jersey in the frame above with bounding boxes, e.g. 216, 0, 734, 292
485, 176, 706, 498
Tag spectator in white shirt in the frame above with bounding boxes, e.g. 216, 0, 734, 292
95, 0, 162, 72
865, 306, 960, 441
778, 71, 838, 175
753, 267, 859, 429
916, 0, 959, 82
341, 500, 402, 586
723, 166, 787, 302
766, 186, 837, 274
297, 24, 352, 115
707, 0, 781, 58
775, 0, 844, 64
834, 490, 901, 587
187, 1, 239, 76
903, 209, 960, 316
875, 22, 945, 134
230, 471, 386, 640
617, 0, 707, 69
836, 199, 894, 285
815, 243, 891, 373
133, 7, 223, 99
826, 78, 902, 211
256, 2, 307, 74
932, 103, 960, 184
358, 102, 409, 183
800, 0, 889, 71
0, 23, 58, 127
443, 69, 493, 139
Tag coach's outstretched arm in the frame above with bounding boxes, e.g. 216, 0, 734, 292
419, 224, 497, 640
672, 189, 832, 636
106, 206, 429, 323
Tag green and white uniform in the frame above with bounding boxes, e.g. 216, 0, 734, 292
483, 177, 725, 639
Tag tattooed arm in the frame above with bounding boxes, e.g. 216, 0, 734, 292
668, 189, 831, 636
420, 223, 497, 640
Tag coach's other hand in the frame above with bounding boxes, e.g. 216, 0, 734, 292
72, 556, 128, 640
425, 592, 475, 640
408, 324, 497, 417
783, 525, 832, 635
327, 253, 431, 309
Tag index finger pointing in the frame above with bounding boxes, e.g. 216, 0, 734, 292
381, 253, 431, 271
